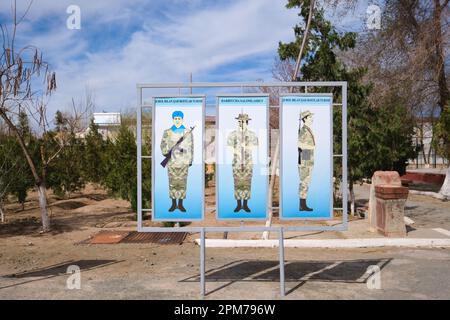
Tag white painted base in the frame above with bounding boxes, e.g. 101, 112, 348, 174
195, 238, 450, 248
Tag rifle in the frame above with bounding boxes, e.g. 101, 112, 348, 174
298, 115, 302, 165
160, 126, 195, 168
298, 147, 302, 165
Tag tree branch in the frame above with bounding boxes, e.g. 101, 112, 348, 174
292, 0, 315, 81
0, 109, 41, 184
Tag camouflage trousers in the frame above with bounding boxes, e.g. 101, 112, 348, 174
298, 159, 314, 199
232, 165, 253, 200
168, 165, 189, 199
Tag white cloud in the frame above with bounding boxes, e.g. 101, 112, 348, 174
5, 0, 299, 114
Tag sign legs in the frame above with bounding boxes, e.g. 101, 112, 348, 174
279, 227, 285, 297
198, 227, 287, 298
200, 227, 206, 297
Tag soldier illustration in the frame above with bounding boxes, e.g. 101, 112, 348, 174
160, 111, 194, 212
227, 113, 258, 212
298, 110, 315, 211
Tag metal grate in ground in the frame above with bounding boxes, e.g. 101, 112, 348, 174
89, 231, 130, 244
76, 230, 188, 245
121, 231, 188, 245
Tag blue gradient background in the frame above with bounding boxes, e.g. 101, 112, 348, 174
217, 97, 268, 220
153, 97, 204, 221
280, 96, 332, 219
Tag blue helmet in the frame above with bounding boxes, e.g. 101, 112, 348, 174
172, 110, 184, 119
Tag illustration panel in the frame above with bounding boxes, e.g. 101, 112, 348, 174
152, 96, 204, 221
280, 94, 333, 219
216, 95, 269, 220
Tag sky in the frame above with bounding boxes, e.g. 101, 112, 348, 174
0, 0, 370, 116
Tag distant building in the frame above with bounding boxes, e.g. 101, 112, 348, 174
409, 117, 448, 169
93, 112, 121, 140
79, 112, 122, 140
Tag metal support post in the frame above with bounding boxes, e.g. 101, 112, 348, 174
200, 228, 206, 297
279, 227, 285, 297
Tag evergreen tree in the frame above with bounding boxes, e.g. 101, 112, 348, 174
278, 0, 416, 212
103, 125, 137, 210
433, 103, 450, 198
47, 135, 85, 198
83, 119, 106, 184
13, 112, 35, 209
46, 111, 85, 198
278, 0, 357, 82
434, 104, 450, 167
0, 134, 34, 215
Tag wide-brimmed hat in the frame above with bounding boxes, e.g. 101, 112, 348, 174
235, 113, 251, 121
300, 110, 313, 120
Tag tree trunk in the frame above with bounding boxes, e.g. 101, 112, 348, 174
262, 0, 315, 240
349, 180, 355, 216
433, 0, 450, 112
37, 183, 50, 232
292, 0, 315, 81
0, 111, 50, 231
0, 201, 4, 223
439, 167, 450, 199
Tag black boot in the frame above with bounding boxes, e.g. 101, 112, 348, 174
242, 200, 251, 212
233, 200, 242, 212
168, 199, 177, 212
178, 199, 186, 212
299, 198, 313, 211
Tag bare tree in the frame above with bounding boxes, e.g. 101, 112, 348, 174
0, 1, 90, 231
347, 0, 449, 194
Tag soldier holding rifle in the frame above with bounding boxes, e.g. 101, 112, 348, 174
160, 111, 194, 212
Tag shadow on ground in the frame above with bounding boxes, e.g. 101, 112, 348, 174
0, 259, 123, 290
181, 258, 391, 296
0, 210, 134, 237
0, 217, 75, 237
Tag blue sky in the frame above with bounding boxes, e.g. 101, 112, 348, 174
0, 0, 370, 115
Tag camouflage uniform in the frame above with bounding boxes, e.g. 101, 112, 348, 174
160, 128, 193, 199
298, 111, 315, 199
227, 114, 258, 201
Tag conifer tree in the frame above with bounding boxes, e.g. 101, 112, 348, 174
46, 111, 85, 198
278, 0, 416, 212
103, 125, 137, 210
83, 119, 106, 184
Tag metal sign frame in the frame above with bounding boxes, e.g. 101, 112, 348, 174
136, 81, 348, 297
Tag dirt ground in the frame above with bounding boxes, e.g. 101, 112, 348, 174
1, 184, 450, 299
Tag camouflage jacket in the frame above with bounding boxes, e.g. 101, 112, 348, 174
298, 125, 315, 150
160, 128, 193, 167
227, 129, 258, 167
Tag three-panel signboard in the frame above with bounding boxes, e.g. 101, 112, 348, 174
152, 93, 333, 222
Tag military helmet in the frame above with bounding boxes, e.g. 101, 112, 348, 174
235, 113, 251, 121
300, 110, 313, 121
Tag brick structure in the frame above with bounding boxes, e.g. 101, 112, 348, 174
368, 171, 402, 232
374, 185, 409, 237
